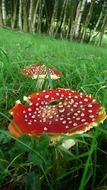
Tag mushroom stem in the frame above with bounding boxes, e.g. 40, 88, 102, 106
36, 77, 45, 90
45, 66, 53, 89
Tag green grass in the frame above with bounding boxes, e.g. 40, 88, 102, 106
0, 27, 107, 190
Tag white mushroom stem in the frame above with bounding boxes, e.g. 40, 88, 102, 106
36, 77, 46, 90
61, 139, 76, 149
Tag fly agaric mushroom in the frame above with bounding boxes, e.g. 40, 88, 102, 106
21, 63, 60, 89
8, 88, 106, 148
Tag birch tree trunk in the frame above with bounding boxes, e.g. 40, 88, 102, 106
96, 13, 107, 46
18, 0, 23, 30
32, 0, 39, 33
0, 0, 3, 26
60, 0, 69, 38
73, 0, 86, 39
11, 0, 18, 29
22, 0, 28, 32
37, 0, 45, 33
28, 0, 34, 32
48, 0, 59, 36
54, 0, 68, 37
81, 0, 95, 42
1, 0, 6, 25
67, 1, 78, 39
89, 3, 104, 42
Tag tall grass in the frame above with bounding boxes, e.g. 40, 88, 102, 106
0, 28, 107, 190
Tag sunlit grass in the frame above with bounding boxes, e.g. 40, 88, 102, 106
0, 28, 107, 190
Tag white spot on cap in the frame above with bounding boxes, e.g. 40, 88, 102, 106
70, 108, 74, 112
62, 120, 67, 124
65, 126, 69, 129
80, 105, 84, 108
45, 95, 49, 98
49, 115, 53, 119
82, 108, 85, 111
81, 113, 85, 117
74, 113, 78, 116
28, 122, 32, 125
32, 115, 36, 118
89, 115, 94, 118
68, 121, 72, 124
84, 98, 88, 102
88, 104, 92, 107
73, 104, 78, 108
73, 123, 78, 127
60, 117, 64, 121
58, 104, 64, 108
44, 127, 48, 131
88, 110, 93, 113
43, 118, 46, 122
28, 108, 32, 111
79, 101, 83, 104
59, 108, 65, 113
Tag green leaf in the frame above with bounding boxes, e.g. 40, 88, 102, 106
37, 134, 50, 150
24, 171, 41, 190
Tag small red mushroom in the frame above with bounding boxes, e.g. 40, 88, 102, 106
8, 88, 106, 146
21, 63, 60, 89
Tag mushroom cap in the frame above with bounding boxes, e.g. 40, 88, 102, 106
8, 88, 106, 138
21, 63, 60, 79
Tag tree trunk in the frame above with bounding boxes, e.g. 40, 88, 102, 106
81, 0, 95, 42
22, 0, 28, 32
11, 0, 18, 28
32, 0, 40, 33
54, 0, 68, 37
0, 0, 3, 26
28, 0, 34, 32
73, 0, 86, 39
1, 0, 6, 25
96, 13, 107, 46
37, 0, 45, 33
89, 3, 104, 43
48, 0, 59, 36
66, 1, 78, 39
18, 0, 23, 30
60, 0, 69, 38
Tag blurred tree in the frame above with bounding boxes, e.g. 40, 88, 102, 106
0, 0, 107, 46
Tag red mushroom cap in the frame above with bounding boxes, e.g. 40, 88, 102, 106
8, 88, 106, 138
21, 63, 60, 79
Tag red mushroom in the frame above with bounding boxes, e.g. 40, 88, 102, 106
8, 88, 106, 145
21, 63, 60, 89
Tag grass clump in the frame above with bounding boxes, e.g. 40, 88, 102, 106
0, 28, 107, 190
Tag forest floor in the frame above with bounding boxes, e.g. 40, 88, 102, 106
0, 28, 107, 190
